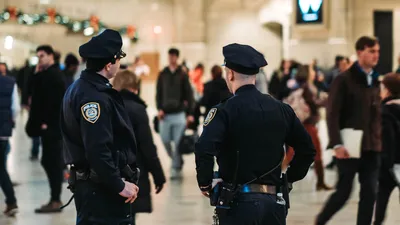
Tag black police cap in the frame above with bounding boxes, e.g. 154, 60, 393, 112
222, 43, 268, 75
79, 29, 126, 60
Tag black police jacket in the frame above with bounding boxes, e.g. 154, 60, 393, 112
61, 70, 137, 194
195, 85, 316, 189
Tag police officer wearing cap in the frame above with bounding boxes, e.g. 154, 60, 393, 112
195, 43, 316, 225
61, 29, 140, 225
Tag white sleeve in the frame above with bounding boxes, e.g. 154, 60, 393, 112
11, 84, 20, 121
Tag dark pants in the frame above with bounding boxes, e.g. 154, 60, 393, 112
373, 168, 399, 225
31, 136, 40, 157
41, 133, 63, 202
316, 152, 380, 225
218, 193, 286, 225
74, 180, 133, 225
0, 140, 17, 205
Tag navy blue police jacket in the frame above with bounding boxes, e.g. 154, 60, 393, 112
61, 70, 137, 194
195, 84, 316, 189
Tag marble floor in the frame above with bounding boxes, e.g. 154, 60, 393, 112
1, 88, 399, 225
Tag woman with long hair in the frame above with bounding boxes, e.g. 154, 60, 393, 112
284, 64, 331, 191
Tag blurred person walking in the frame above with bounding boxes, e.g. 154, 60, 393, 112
199, 65, 232, 115
316, 36, 382, 225
268, 60, 294, 100
63, 53, 79, 88
26, 45, 66, 213
284, 64, 331, 191
373, 73, 400, 225
0, 65, 19, 217
113, 70, 166, 225
156, 48, 194, 180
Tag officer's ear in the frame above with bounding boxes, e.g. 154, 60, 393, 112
104, 62, 113, 72
226, 68, 234, 82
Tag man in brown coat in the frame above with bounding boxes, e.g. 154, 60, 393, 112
316, 36, 381, 225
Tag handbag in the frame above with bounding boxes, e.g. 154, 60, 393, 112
178, 129, 198, 155
153, 116, 159, 133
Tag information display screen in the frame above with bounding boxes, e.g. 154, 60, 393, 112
295, 0, 324, 24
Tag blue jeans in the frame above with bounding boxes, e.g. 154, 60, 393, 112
159, 112, 186, 170
218, 193, 286, 225
0, 140, 17, 205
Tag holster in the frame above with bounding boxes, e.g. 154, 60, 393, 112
121, 165, 140, 185
210, 182, 236, 210
67, 167, 77, 193
281, 173, 291, 211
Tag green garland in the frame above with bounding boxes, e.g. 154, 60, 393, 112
0, 7, 138, 42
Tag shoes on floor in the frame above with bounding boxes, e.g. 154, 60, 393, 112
170, 168, 183, 180
30, 155, 39, 161
4, 204, 18, 217
34, 201, 63, 213
316, 183, 333, 191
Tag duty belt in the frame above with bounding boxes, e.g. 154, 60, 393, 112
239, 184, 276, 194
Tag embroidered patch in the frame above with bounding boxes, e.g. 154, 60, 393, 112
204, 108, 217, 126
81, 102, 100, 124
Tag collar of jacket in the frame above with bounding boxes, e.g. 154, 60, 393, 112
235, 84, 257, 95
119, 89, 147, 108
162, 65, 183, 75
349, 61, 380, 86
80, 69, 113, 91
38, 63, 59, 74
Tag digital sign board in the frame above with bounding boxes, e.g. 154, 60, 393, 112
296, 0, 324, 24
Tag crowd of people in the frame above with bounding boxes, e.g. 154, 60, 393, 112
0, 35, 399, 225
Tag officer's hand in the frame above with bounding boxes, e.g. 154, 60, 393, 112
158, 110, 165, 120
334, 146, 350, 159
119, 181, 139, 203
155, 183, 164, 194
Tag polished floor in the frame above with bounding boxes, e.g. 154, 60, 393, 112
1, 88, 399, 224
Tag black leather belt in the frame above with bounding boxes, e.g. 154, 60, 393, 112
239, 184, 276, 194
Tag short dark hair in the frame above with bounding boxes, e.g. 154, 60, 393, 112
36, 45, 54, 55
54, 51, 61, 64
168, 48, 180, 57
86, 58, 114, 72
65, 53, 79, 68
195, 63, 204, 70
382, 73, 400, 98
335, 55, 344, 66
355, 36, 379, 51
211, 65, 222, 79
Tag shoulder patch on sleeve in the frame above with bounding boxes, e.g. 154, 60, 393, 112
204, 108, 217, 126
81, 102, 101, 123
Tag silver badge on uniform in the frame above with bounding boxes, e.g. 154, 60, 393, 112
81, 102, 101, 124
204, 108, 217, 126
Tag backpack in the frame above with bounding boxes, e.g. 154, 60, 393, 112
283, 88, 310, 123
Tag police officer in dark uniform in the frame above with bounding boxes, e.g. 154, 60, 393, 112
195, 43, 316, 225
61, 29, 140, 225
